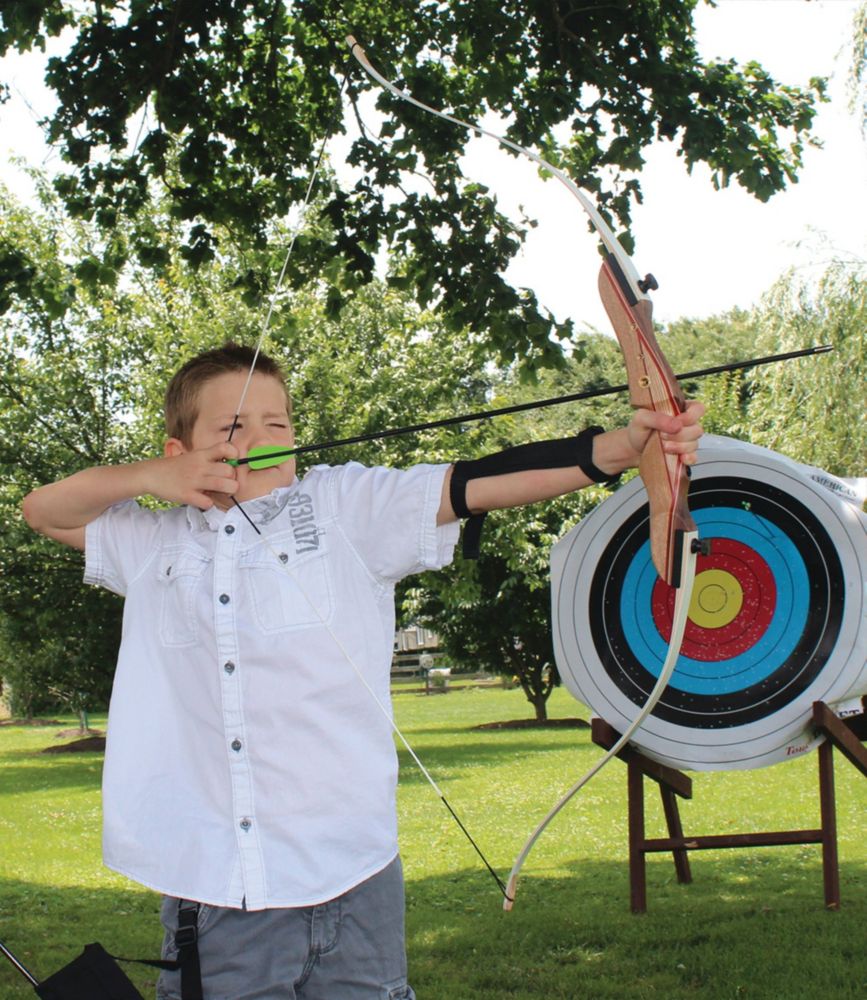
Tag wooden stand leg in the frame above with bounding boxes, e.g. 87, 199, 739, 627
661, 787, 692, 884
818, 739, 840, 909
628, 762, 647, 913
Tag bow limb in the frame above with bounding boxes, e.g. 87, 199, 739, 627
504, 273, 701, 910
346, 37, 648, 302
503, 269, 701, 907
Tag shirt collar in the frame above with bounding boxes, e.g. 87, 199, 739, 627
186, 481, 299, 532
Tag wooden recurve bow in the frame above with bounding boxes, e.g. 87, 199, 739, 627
346, 37, 704, 910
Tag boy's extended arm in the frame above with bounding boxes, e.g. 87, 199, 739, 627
437, 403, 704, 525
22, 442, 240, 550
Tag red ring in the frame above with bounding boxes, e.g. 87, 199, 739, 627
652, 539, 776, 661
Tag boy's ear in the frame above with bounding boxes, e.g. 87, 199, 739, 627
164, 438, 187, 458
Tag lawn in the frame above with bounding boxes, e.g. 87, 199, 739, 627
1, 686, 865, 999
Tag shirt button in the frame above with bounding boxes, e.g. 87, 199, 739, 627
224, 661, 235, 675
278, 552, 288, 564
225, 525, 235, 535
231, 739, 242, 752
240, 818, 252, 831
219, 593, 230, 605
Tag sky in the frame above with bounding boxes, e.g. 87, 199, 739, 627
1, 0, 864, 334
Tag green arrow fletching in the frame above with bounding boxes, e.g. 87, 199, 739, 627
227, 445, 295, 470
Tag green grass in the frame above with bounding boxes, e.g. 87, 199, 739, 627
2, 689, 866, 999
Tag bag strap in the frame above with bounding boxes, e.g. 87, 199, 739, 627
174, 901, 204, 1000
109, 900, 204, 1000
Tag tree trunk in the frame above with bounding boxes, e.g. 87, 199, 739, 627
531, 694, 548, 722
515, 662, 550, 721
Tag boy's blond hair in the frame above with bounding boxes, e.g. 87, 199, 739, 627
165, 342, 290, 445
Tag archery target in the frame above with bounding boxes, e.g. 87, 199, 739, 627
552, 436, 867, 770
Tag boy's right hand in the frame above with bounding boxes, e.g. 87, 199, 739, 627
155, 441, 241, 510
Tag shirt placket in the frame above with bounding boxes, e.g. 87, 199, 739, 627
213, 513, 266, 908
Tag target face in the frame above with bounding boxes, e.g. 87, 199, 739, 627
553, 437, 867, 770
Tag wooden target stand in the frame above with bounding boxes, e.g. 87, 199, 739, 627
591, 699, 867, 912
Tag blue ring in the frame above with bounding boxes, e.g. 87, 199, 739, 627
620, 508, 809, 695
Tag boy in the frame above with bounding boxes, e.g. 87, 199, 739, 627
22, 342, 704, 1000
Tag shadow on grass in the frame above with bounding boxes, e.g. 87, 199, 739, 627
395, 734, 598, 785
407, 720, 588, 737
0, 755, 104, 796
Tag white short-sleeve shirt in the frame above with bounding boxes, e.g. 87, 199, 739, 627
84, 462, 459, 910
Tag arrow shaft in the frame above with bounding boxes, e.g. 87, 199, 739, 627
231, 346, 831, 466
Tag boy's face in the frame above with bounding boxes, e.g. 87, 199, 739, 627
166, 370, 296, 510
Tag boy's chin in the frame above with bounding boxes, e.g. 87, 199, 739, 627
236, 470, 294, 503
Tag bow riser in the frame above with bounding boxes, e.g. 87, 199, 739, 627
597, 257, 695, 587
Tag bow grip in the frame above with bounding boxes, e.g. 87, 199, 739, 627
637, 437, 694, 587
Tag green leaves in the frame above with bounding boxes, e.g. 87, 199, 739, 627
0, 0, 74, 56
4, 1, 825, 375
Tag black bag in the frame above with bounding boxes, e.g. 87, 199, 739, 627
34, 943, 144, 999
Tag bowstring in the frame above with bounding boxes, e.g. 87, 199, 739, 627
225, 51, 509, 900
226, 51, 348, 528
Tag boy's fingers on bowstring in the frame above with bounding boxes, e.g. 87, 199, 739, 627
166, 443, 238, 506
202, 440, 240, 470
202, 474, 240, 497
195, 442, 240, 483
181, 478, 239, 510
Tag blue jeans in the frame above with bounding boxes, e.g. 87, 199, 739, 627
156, 857, 414, 1000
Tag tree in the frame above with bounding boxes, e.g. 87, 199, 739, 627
848, 1, 867, 133
0, 182, 148, 716
742, 263, 866, 476
404, 492, 599, 722
0, 1, 824, 374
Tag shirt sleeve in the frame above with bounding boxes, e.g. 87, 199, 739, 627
328, 462, 460, 582
83, 499, 163, 597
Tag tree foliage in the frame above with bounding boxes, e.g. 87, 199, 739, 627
848, 1, 867, 132
0, 185, 136, 715
742, 264, 866, 477
0, 0, 824, 373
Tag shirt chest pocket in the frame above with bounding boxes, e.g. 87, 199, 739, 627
156, 547, 211, 648
239, 537, 333, 634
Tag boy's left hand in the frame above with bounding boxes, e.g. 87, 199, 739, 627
626, 400, 706, 466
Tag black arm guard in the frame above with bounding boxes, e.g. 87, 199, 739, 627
450, 425, 621, 559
